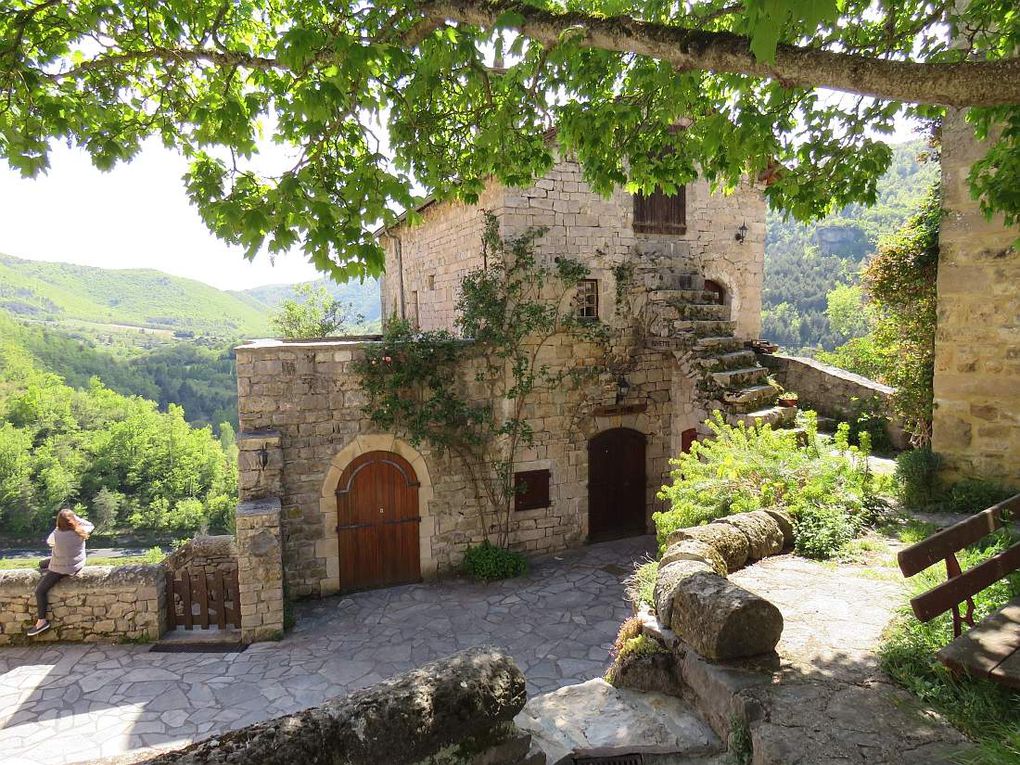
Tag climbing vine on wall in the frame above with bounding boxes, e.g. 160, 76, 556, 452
354, 213, 612, 547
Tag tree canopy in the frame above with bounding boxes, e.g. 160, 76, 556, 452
2, 0, 1018, 280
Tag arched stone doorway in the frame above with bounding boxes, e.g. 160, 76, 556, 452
319, 435, 435, 595
588, 428, 647, 542
704, 279, 726, 305
336, 450, 421, 592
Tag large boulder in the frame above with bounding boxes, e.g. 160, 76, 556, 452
654, 559, 713, 627
714, 511, 785, 561
668, 523, 749, 572
669, 571, 784, 661
660, 539, 728, 577
127, 647, 528, 765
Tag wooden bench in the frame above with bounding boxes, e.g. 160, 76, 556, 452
897, 493, 1020, 688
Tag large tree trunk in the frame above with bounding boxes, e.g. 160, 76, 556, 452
418, 0, 1020, 107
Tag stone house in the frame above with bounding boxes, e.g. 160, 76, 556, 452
234, 154, 793, 600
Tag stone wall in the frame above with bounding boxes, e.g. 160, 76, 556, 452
236, 337, 678, 599
758, 353, 908, 448
236, 497, 285, 642
163, 535, 237, 578
0, 565, 166, 645
932, 109, 1020, 485
381, 154, 766, 340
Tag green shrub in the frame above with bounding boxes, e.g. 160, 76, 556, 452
655, 412, 879, 560
944, 479, 1015, 515
894, 447, 942, 508
462, 541, 528, 581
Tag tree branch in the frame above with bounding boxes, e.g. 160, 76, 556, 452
415, 0, 1020, 107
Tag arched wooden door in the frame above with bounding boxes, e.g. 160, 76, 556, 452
588, 428, 647, 542
336, 451, 421, 592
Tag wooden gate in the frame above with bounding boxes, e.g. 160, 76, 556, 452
165, 568, 242, 630
336, 450, 421, 592
588, 428, 647, 542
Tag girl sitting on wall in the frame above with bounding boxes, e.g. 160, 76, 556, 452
27, 508, 95, 637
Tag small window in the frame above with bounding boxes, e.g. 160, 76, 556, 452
576, 279, 599, 321
514, 469, 551, 511
633, 186, 687, 235
427, 274, 436, 290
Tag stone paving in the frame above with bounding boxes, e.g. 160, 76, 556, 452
0, 536, 654, 765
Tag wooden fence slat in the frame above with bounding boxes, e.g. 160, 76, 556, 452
194, 572, 209, 629
214, 570, 227, 629
165, 569, 177, 627
180, 572, 193, 630
229, 569, 241, 628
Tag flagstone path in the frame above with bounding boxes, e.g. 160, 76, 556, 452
0, 536, 655, 765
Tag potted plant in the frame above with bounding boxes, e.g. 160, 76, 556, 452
777, 391, 799, 408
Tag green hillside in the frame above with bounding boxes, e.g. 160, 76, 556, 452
0, 253, 272, 337
763, 138, 940, 353
238, 276, 382, 323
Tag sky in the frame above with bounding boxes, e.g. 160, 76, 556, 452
0, 142, 321, 291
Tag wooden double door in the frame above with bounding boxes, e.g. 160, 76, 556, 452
588, 428, 647, 542
336, 451, 421, 592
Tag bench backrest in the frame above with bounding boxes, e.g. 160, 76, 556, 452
897, 494, 1020, 623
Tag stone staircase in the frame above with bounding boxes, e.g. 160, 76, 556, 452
640, 274, 795, 431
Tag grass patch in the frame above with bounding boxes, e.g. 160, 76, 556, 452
878, 531, 1020, 763
625, 558, 658, 610
876, 516, 938, 545
0, 546, 165, 569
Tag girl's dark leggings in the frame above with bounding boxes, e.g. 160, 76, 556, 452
35, 570, 67, 620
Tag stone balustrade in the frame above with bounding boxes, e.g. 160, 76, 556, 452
0, 564, 167, 645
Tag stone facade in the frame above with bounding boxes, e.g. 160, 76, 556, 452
381, 155, 765, 340
932, 109, 1020, 485
0, 565, 166, 645
235, 155, 779, 600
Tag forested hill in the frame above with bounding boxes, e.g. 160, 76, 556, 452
0, 253, 273, 337
236, 277, 382, 324
763, 138, 939, 353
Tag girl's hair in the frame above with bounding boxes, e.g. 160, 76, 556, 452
56, 508, 90, 540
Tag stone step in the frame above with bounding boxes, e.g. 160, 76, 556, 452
710, 366, 770, 389
722, 384, 779, 412
694, 336, 745, 353
515, 678, 723, 765
647, 289, 722, 305
696, 350, 758, 371
675, 320, 738, 337
727, 405, 798, 429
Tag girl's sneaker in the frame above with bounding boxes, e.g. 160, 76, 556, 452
26, 621, 51, 637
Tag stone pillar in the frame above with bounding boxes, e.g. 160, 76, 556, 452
932, 109, 1020, 485
236, 498, 285, 642
237, 429, 283, 502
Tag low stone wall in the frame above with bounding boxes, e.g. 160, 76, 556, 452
0, 565, 167, 645
163, 535, 238, 577
97, 647, 539, 765
757, 352, 908, 448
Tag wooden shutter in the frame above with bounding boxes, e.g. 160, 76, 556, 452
514, 469, 551, 511
633, 186, 687, 234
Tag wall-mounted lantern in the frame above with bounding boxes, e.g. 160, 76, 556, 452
735, 221, 749, 244
616, 375, 631, 405
257, 445, 270, 471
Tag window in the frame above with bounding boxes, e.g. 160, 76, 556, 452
633, 186, 687, 235
576, 279, 599, 321
514, 469, 551, 511
427, 274, 436, 290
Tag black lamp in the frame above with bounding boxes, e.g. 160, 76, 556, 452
616, 375, 631, 404
735, 221, 749, 244
257, 445, 270, 470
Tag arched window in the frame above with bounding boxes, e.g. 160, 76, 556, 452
704, 279, 726, 306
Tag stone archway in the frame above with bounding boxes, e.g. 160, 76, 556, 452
318, 435, 435, 595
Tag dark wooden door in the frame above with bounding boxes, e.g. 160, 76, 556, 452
336, 451, 421, 591
588, 428, 647, 541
